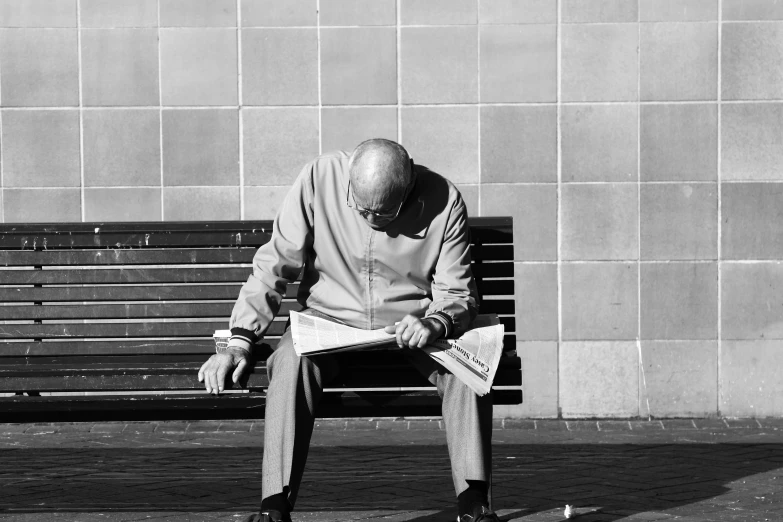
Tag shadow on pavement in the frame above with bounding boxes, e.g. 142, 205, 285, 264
2, 444, 782, 520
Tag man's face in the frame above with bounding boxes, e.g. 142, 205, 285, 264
348, 181, 407, 230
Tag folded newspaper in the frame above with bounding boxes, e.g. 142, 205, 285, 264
290, 311, 505, 396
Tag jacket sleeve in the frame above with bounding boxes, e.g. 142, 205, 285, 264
426, 192, 478, 338
228, 163, 316, 347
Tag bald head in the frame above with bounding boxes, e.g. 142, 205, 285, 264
349, 139, 412, 205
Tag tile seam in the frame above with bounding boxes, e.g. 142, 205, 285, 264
717, 0, 723, 417
396, 0, 402, 144
316, 0, 322, 155
6, 100, 783, 111
637, 3, 649, 420
556, 0, 562, 418
157, 0, 164, 221
16, 20, 783, 29
476, 2, 481, 217
77, 0, 85, 221
237, 0, 244, 219
0, 23, 3, 222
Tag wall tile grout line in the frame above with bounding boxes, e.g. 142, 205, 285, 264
717, 0, 724, 418
396, 0, 402, 145
636, 2, 649, 420
316, 0, 323, 156
556, 0, 563, 417
77, 0, 85, 222
4, 100, 783, 112
0, 22, 3, 222
11, 181, 778, 190
237, 0, 244, 219
15, 19, 783, 30
157, 0, 164, 221
476, 0, 481, 217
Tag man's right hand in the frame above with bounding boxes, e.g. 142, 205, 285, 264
198, 347, 250, 395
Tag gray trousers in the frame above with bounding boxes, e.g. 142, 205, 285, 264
261, 325, 493, 508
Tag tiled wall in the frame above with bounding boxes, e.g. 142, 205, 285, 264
2, 0, 783, 418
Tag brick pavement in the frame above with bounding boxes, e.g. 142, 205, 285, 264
1, 419, 782, 521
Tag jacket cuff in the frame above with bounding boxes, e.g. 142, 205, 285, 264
425, 311, 453, 338
230, 327, 258, 346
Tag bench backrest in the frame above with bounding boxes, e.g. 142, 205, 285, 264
0, 218, 515, 393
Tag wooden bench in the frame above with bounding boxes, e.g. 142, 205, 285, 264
0, 218, 520, 423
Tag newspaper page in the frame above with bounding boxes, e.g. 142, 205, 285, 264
291, 312, 397, 355
421, 315, 504, 396
291, 311, 505, 396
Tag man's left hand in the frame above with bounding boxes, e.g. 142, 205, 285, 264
384, 315, 446, 349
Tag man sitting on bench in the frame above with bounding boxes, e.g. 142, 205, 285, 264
198, 139, 499, 522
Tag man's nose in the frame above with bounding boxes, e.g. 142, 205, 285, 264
364, 214, 391, 228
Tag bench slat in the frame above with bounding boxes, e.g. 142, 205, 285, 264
0, 321, 286, 339
0, 362, 521, 391
0, 218, 512, 249
0, 231, 273, 249
0, 301, 302, 320
0, 248, 257, 266
0, 300, 511, 321
0, 373, 267, 391
0, 262, 513, 284
0, 340, 229, 356
0, 319, 516, 341
0, 284, 246, 302
1, 267, 252, 285
0, 244, 511, 266
0, 281, 511, 302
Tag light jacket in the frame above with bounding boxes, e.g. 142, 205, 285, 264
229, 151, 478, 348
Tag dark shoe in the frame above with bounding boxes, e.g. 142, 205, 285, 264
243, 510, 292, 522
457, 505, 501, 522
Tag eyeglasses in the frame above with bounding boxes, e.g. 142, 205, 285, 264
346, 179, 409, 221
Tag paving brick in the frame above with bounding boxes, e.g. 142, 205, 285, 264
24, 425, 59, 434
345, 420, 377, 430
407, 420, 441, 430
217, 422, 252, 432
757, 418, 783, 429
598, 420, 632, 431
155, 421, 191, 433
536, 420, 569, 431
567, 420, 599, 431
693, 418, 728, 429
90, 423, 126, 433
123, 422, 158, 433
186, 421, 221, 433
662, 419, 698, 430
631, 420, 665, 431
724, 418, 761, 429
502, 419, 537, 430
377, 420, 409, 431
55, 423, 95, 433
314, 420, 346, 430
